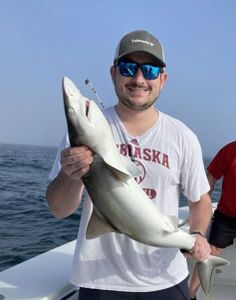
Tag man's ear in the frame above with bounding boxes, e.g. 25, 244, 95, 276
160, 71, 167, 90
110, 65, 116, 84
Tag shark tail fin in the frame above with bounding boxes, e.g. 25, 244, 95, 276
197, 255, 230, 297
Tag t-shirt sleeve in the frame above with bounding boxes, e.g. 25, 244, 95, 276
180, 133, 210, 201
207, 144, 229, 179
48, 133, 70, 181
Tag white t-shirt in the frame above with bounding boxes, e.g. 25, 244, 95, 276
49, 106, 209, 292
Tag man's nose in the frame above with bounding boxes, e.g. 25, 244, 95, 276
132, 67, 145, 82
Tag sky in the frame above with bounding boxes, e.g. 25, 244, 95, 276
0, 0, 235, 158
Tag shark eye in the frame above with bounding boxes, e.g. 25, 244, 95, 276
67, 107, 75, 116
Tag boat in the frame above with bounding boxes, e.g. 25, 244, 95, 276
0, 203, 235, 300
0, 241, 78, 300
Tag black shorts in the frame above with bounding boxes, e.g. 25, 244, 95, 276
208, 209, 236, 248
78, 276, 190, 300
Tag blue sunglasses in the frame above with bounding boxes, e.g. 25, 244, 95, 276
116, 60, 163, 80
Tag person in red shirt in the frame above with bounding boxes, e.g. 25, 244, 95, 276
189, 141, 236, 300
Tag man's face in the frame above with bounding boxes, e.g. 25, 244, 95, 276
111, 52, 167, 111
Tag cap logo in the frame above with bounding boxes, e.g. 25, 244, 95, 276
131, 39, 154, 47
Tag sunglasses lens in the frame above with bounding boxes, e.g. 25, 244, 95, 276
141, 65, 161, 80
118, 61, 161, 80
118, 61, 137, 77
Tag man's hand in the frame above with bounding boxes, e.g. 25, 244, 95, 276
60, 145, 94, 180
189, 234, 211, 261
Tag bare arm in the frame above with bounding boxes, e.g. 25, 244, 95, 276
46, 146, 94, 219
187, 193, 212, 260
188, 193, 212, 235
207, 172, 218, 195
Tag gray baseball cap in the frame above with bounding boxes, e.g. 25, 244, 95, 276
114, 30, 166, 67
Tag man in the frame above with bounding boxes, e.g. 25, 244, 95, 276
46, 30, 212, 300
189, 141, 236, 300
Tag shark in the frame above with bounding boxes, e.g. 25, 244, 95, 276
62, 76, 229, 299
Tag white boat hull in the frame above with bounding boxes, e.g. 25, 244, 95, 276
0, 240, 78, 300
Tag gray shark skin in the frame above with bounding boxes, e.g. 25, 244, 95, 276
62, 76, 229, 298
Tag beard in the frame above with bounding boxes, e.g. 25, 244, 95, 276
119, 95, 157, 111
116, 82, 160, 111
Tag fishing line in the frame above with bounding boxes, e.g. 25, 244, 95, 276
85, 79, 105, 109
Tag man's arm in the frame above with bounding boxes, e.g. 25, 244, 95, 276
46, 170, 84, 219
207, 173, 218, 195
188, 193, 212, 260
188, 193, 212, 235
46, 146, 94, 219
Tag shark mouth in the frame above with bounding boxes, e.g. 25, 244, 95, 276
86, 100, 90, 117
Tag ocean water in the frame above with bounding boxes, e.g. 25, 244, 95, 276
0, 143, 81, 272
0, 143, 221, 272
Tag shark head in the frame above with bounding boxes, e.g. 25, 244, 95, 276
62, 76, 141, 179
62, 76, 94, 147
63, 76, 119, 151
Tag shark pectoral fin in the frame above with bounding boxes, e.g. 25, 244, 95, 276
197, 255, 230, 297
103, 163, 128, 181
86, 210, 119, 239
104, 156, 141, 181
120, 155, 142, 178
